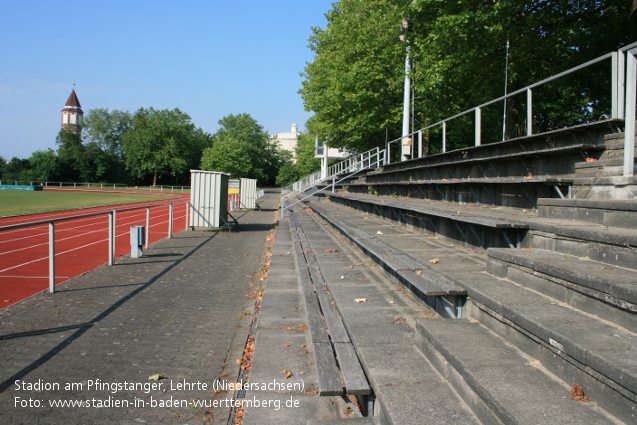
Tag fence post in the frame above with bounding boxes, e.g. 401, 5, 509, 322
475, 107, 481, 146
108, 211, 115, 265
443, 122, 447, 153
418, 130, 423, 158
168, 204, 174, 238
624, 48, 637, 177
185, 203, 189, 231
527, 89, 533, 136
49, 222, 55, 293
146, 207, 150, 248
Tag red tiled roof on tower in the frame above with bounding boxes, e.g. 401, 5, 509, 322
65, 89, 82, 108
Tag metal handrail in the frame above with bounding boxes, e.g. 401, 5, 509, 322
280, 149, 385, 218
281, 146, 383, 196
0, 200, 190, 293
384, 45, 632, 164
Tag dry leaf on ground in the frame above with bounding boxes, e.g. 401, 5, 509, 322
281, 368, 293, 379
430, 258, 440, 264
354, 298, 367, 303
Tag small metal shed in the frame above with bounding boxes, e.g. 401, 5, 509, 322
240, 178, 258, 209
190, 170, 229, 228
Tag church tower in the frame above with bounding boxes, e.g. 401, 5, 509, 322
61, 89, 83, 136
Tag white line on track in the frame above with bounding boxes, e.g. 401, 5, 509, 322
0, 212, 187, 273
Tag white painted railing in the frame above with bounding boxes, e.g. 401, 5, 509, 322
384, 42, 637, 175
281, 146, 385, 197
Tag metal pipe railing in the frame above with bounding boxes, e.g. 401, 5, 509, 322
0, 200, 190, 293
383, 46, 631, 165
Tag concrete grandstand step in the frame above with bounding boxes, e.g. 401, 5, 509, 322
300, 197, 637, 423
575, 157, 637, 178
291, 208, 481, 424
538, 198, 637, 229
415, 318, 620, 424
487, 247, 637, 331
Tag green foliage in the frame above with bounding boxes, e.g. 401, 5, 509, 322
199, 113, 286, 185
81, 108, 132, 182
301, 0, 631, 153
300, 0, 404, 153
294, 129, 321, 178
28, 149, 60, 181
2, 157, 31, 182
56, 129, 92, 182
275, 161, 299, 187
122, 107, 206, 186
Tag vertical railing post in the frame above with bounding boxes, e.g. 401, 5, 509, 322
442, 122, 447, 153
49, 222, 55, 293
112, 210, 117, 261
168, 204, 174, 238
611, 51, 619, 119
475, 107, 481, 146
623, 48, 637, 177
418, 130, 423, 158
527, 88, 533, 136
185, 202, 190, 231
617, 49, 626, 120
386, 142, 390, 164
145, 207, 150, 249
108, 212, 114, 265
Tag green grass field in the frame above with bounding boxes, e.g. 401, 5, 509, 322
0, 190, 181, 217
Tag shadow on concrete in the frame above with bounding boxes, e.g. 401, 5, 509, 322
0, 231, 218, 394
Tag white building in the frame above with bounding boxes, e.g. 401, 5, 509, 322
274, 123, 299, 162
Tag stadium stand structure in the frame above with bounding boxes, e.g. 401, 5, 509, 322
275, 46, 637, 423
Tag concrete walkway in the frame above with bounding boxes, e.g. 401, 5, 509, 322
0, 190, 280, 424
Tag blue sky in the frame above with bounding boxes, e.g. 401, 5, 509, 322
0, 0, 334, 159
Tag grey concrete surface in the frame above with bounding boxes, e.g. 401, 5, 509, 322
0, 190, 280, 424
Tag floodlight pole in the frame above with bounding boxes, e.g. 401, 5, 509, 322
401, 18, 413, 162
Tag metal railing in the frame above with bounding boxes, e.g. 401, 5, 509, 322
0, 181, 129, 190
383, 42, 637, 176
281, 146, 385, 197
280, 148, 385, 218
0, 200, 190, 293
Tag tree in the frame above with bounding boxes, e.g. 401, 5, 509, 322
56, 129, 89, 181
300, 0, 631, 154
2, 157, 31, 182
200, 113, 286, 185
82, 108, 132, 182
28, 149, 60, 182
294, 124, 321, 178
300, 0, 404, 153
275, 161, 298, 187
122, 107, 202, 186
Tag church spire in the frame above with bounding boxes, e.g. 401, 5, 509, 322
61, 88, 83, 136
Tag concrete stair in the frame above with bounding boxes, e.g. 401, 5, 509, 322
299, 196, 636, 423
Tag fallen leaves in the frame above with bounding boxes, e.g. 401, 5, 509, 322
281, 368, 293, 379
148, 374, 165, 381
570, 384, 591, 402
522, 248, 531, 252
324, 249, 340, 253
429, 258, 440, 264
415, 270, 423, 276
586, 157, 597, 162
284, 324, 309, 331
354, 298, 367, 303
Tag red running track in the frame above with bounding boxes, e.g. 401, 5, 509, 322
0, 190, 190, 309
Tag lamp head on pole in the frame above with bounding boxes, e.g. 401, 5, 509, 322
400, 17, 412, 32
